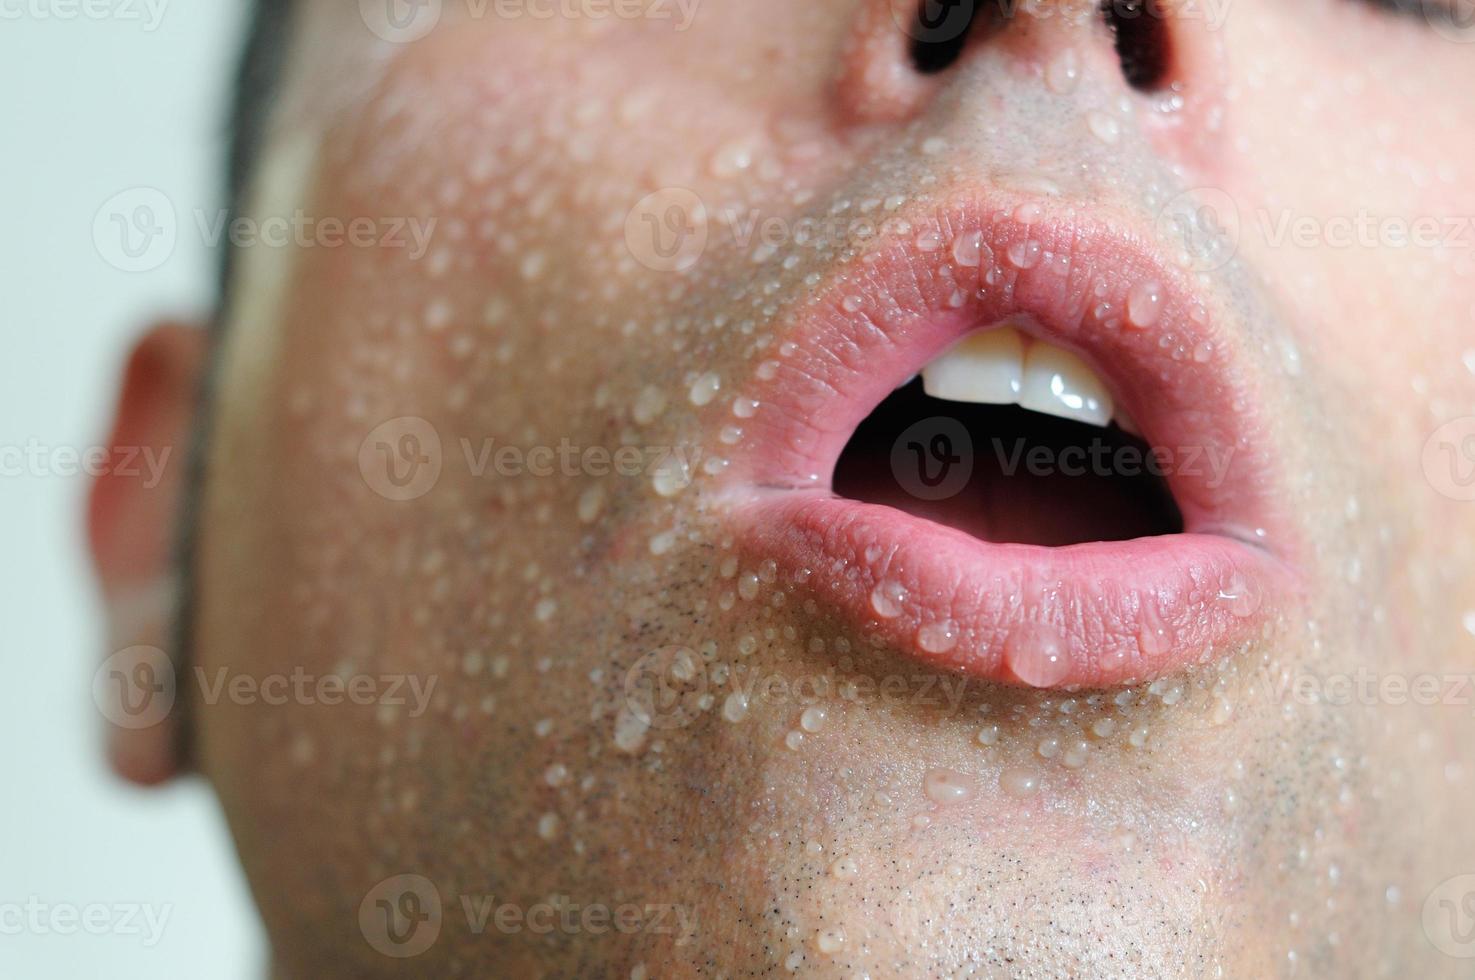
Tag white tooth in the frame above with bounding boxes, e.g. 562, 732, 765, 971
1114, 406, 1143, 438
921, 327, 1024, 405
1019, 342, 1114, 427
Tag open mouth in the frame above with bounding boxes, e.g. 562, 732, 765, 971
833, 321, 1183, 547
718, 190, 1300, 689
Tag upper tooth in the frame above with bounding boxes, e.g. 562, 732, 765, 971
920, 327, 1023, 404
1019, 342, 1114, 427
920, 326, 1116, 428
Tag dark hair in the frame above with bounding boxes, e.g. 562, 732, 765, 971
172, 0, 296, 769
220, 0, 294, 312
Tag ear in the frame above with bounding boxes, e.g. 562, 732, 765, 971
87, 321, 208, 786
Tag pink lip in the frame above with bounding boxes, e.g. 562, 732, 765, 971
716, 190, 1303, 688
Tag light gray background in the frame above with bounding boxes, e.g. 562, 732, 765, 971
1, 4, 265, 977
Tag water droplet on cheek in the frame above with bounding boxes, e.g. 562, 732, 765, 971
830, 856, 859, 878
813, 928, 847, 955
722, 692, 750, 723
1061, 739, 1090, 769
689, 372, 722, 406
577, 486, 605, 524
613, 706, 650, 754
1087, 111, 1121, 145
922, 767, 977, 805
1002, 623, 1070, 687
632, 386, 667, 425
537, 812, 560, 840
737, 572, 760, 601
1045, 48, 1080, 94
1000, 767, 1041, 798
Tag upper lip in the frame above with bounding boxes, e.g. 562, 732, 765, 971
714, 187, 1303, 688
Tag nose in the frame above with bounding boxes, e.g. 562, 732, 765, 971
835, 0, 1205, 125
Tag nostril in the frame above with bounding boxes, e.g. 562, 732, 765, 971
908, 0, 1008, 75
1103, 0, 1171, 91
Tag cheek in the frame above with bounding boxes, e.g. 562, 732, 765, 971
1197, 7, 1475, 525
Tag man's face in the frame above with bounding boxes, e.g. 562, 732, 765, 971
188, 0, 1475, 974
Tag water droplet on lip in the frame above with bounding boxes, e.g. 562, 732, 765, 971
1005, 240, 1043, 269
1002, 623, 1070, 687
917, 620, 958, 654
869, 581, 907, 618
951, 230, 985, 267
1126, 280, 1164, 328
1218, 573, 1262, 618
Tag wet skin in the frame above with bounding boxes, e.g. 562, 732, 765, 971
90, 0, 1475, 976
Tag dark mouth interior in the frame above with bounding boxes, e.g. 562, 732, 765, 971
833, 379, 1183, 546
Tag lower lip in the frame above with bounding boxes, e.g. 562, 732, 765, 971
728, 491, 1297, 689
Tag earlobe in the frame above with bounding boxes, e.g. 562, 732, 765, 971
87, 321, 208, 786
